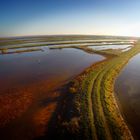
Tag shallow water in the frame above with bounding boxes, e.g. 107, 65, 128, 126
115, 53, 140, 139
0, 47, 104, 92
0, 46, 104, 140
0, 40, 134, 49
88, 44, 132, 51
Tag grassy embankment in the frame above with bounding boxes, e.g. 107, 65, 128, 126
0, 35, 135, 46
0, 48, 42, 54
0, 39, 133, 50
54, 41, 140, 140
49, 45, 126, 57
0, 39, 132, 56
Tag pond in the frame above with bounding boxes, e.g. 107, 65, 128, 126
0, 46, 105, 140
115, 53, 140, 140
0, 47, 104, 92
88, 44, 133, 52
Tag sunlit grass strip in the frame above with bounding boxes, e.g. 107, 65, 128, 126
92, 65, 114, 140
69, 41, 140, 140
70, 60, 109, 140
99, 45, 140, 139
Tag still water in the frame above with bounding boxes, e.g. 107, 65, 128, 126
88, 44, 132, 51
0, 47, 104, 140
115, 53, 140, 139
0, 47, 104, 92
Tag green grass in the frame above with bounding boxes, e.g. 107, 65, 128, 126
67, 41, 140, 140
0, 48, 42, 54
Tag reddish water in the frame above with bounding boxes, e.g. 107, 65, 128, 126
0, 47, 104, 140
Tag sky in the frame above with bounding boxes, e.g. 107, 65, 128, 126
1, 0, 140, 37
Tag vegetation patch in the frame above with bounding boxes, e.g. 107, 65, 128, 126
53, 41, 140, 140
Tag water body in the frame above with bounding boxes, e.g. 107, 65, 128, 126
115, 53, 140, 139
88, 44, 132, 52
0, 47, 104, 91
0, 40, 134, 49
0, 46, 104, 140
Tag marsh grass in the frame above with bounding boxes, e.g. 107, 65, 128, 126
65, 41, 140, 140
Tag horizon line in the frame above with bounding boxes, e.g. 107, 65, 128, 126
0, 34, 140, 39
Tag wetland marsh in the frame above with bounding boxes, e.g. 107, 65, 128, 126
0, 35, 140, 140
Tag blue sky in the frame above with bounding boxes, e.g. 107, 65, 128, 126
1, 0, 140, 37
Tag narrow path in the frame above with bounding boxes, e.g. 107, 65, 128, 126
92, 65, 113, 140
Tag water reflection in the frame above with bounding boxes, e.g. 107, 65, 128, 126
0, 47, 105, 139
115, 53, 140, 139
0, 48, 104, 92
88, 45, 133, 51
